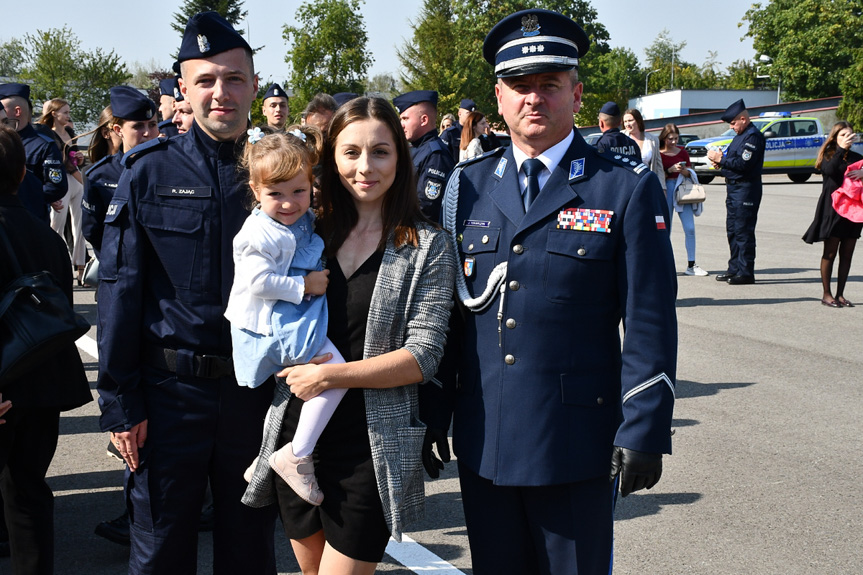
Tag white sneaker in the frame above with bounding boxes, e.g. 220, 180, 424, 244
685, 265, 709, 276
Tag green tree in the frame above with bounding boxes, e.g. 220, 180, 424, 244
15, 27, 130, 126
365, 73, 401, 100
838, 47, 863, 128
743, 0, 863, 101
172, 0, 248, 36
283, 0, 373, 111
0, 39, 25, 78
721, 59, 758, 90
576, 46, 640, 125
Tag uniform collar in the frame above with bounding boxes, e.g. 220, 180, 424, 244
411, 128, 441, 147
190, 121, 244, 160
17, 123, 36, 139
510, 128, 574, 175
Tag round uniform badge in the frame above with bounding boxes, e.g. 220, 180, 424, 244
48, 168, 62, 184
425, 180, 442, 200
742, 150, 752, 161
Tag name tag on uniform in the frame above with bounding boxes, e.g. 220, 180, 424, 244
156, 185, 212, 198
465, 220, 490, 228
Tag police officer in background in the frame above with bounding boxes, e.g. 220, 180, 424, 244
424, 9, 677, 574
440, 98, 478, 162
595, 101, 639, 159
332, 92, 359, 108
157, 77, 180, 138
0, 100, 45, 223
707, 99, 765, 284
393, 90, 455, 221
261, 82, 289, 130
96, 12, 277, 574
0, 83, 68, 219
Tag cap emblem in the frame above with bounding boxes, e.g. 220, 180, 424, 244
197, 34, 210, 53
274, 88, 280, 96
173, 87, 180, 99
521, 45, 545, 54
521, 14, 540, 37
145, 109, 153, 119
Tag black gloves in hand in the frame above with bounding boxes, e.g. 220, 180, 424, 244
422, 427, 451, 478
609, 446, 662, 497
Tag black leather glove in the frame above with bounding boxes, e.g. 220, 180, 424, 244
609, 446, 662, 497
422, 427, 451, 479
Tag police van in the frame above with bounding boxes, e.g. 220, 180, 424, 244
685, 113, 862, 184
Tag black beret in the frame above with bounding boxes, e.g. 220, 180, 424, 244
460, 99, 477, 112
599, 101, 620, 116
110, 86, 157, 121
263, 83, 288, 101
392, 90, 437, 114
721, 99, 746, 123
483, 9, 589, 78
0, 82, 31, 102
333, 92, 359, 107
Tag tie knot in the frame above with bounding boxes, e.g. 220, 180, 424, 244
523, 158, 544, 177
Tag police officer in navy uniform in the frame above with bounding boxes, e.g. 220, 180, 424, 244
261, 82, 289, 130
707, 99, 765, 284
440, 98, 477, 162
424, 9, 677, 574
393, 90, 455, 221
82, 86, 157, 261
595, 100, 639, 159
157, 77, 181, 138
0, 100, 45, 223
96, 12, 277, 574
0, 83, 68, 219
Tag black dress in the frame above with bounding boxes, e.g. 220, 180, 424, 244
275, 250, 391, 563
803, 148, 863, 243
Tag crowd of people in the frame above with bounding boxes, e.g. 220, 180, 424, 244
1, 6, 860, 575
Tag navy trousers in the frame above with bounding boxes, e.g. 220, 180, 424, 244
458, 461, 615, 575
127, 369, 277, 575
725, 180, 762, 277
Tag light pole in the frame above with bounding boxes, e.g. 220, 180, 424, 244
645, 69, 660, 95
758, 54, 781, 104
659, 37, 677, 90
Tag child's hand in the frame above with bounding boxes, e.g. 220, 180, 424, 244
304, 269, 330, 296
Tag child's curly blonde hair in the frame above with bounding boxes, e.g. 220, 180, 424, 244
240, 124, 324, 198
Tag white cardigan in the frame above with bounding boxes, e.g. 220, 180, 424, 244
625, 129, 666, 191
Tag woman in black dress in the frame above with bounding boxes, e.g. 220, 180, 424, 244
803, 121, 863, 307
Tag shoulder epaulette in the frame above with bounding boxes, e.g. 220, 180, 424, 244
35, 130, 56, 146
85, 154, 113, 175
122, 137, 169, 167
459, 145, 505, 170
595, 149, 650, 176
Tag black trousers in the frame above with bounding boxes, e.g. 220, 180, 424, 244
0, 406, 61, 575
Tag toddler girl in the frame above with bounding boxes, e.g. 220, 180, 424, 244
225, 126, 345, 506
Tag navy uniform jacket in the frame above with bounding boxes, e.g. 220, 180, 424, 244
594, 127, 639, 160
719, 122, 765, 183
412, 129, 455, 222
17, 170, 51, 224
440, 122, 463, 162
439, 132, 677, 486
96, 124, 248, 432
19, 123, 68, 206
159, 119, 179, 138
82, 153, 123, 259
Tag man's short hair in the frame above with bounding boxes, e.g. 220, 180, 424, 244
303, 93, 338, 116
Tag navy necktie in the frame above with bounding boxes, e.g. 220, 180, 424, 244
522, 158, 544, 211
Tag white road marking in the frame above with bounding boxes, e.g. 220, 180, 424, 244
75, 334, 465, 574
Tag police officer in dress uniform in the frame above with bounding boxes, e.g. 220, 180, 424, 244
0, 100, 45, 223
440, 98, 478, 162
707, 99, 765, 284
82, 86, 157, 261
423, 9, 678, 574
393, 90, 455, 221
332, 92, 359, 108
96, 12, 277, 574
0, 83, 68, 220
157, 77, 181, 138
595, 101, 639, 159
261, 82, 289, 130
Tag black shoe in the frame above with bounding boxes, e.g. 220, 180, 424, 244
198, 503, 215, 532
94, 510, 130, 546
107, 440, 123, 462
728, 275, 755, 285
716, 273, 735, 281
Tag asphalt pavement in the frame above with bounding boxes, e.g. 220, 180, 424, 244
3, 174, 862, 574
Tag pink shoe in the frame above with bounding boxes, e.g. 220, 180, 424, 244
243, 456, 259, 483
269, 443, 323, 506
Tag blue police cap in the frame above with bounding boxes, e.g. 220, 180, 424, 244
333, 92, 359, 107
0, 82, 31, 102
483, 9, 589, 78
159, 77, 184, 102
721, 99, 746, 123
110, 86, 157, 121
392, 90, 438, 114
264, 83, 288, 101
460, 99, 477, 112
176, 11, 251, 65
599, 101, 620, 116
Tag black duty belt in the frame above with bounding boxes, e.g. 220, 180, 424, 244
145, 346, 234, 379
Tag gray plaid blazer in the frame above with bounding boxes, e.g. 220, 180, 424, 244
242, 222, 456, 541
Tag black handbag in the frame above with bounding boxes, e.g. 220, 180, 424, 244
0, 217, 90, 386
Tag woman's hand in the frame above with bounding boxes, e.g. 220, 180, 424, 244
277, 352, 334, 400
838, 130, 858, 150
667, 161, 686, 174
847, 168, 863, 181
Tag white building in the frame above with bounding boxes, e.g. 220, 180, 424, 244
630, 90, 779, 120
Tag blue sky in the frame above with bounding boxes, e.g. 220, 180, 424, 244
3, 0, 756, 88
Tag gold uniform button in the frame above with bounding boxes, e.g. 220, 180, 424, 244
481, 235, 489, 244
513, 244, 524, 254
577, 247, 587, 256
504, 354, 515, 365
505, 318, 517, 329
508, 280, 520, 291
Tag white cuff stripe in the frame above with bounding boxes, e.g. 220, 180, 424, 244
622, 372, 675, 404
